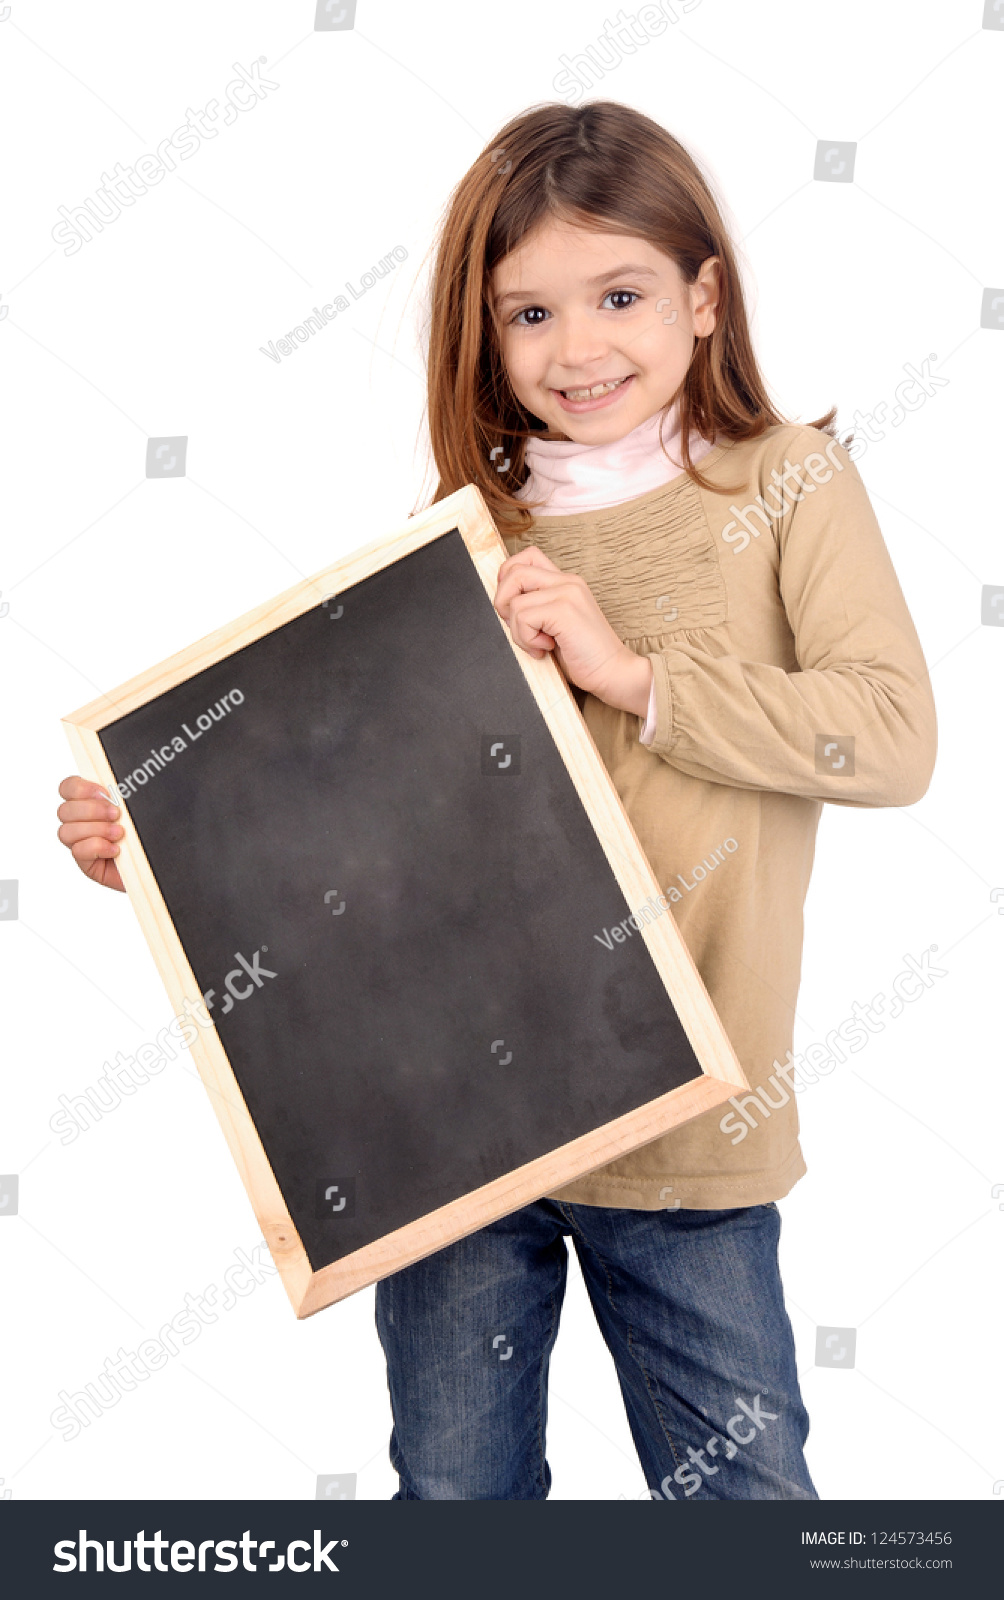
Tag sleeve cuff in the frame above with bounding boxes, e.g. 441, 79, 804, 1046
639, 673, 658, 745
639, 651, 678, 753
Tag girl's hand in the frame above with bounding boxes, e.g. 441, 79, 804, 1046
494, 547, 653, 717
56, 776, 126, 892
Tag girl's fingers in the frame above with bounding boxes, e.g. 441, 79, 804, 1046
507, 585, 581, 644
70, 836, 121, 864
494, 549, 567, 615
58, 821, 123, 847
498, 546, 560, 576
57, 799, 119, 824
507, 604, 557, 655
495, 563, 567, 606
520, 635, 554, 657
58, 775, 113, 804
496, 577, 583, 635
56, 776, 126, 891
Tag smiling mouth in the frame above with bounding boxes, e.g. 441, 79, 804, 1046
558, 376, 631, 400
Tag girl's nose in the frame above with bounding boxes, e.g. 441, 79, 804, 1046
549, 310, 611, 377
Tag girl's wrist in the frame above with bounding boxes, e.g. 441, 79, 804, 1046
597, 650, 654, 719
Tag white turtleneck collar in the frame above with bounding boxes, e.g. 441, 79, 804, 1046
515, 401, 715, 517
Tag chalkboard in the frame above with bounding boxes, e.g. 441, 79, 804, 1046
64, 486, 746, 1317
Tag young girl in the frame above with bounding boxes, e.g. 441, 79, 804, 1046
57, 100, 937, 1501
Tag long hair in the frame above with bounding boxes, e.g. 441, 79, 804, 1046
421, 99, 839, 533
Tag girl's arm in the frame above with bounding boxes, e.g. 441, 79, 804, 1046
496, 436, 936, 811
638, 437, 937, 808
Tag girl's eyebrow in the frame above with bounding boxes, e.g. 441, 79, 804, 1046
584, 262, 659, 286
494, 263, 659, 308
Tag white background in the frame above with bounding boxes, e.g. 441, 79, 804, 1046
1, 0, 1002, 1502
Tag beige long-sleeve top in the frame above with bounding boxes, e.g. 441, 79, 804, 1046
500, 423, 938, 1209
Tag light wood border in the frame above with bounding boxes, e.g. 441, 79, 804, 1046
63, 484, 749, 1319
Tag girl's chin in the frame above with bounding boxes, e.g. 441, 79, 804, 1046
542, 409, 648, 445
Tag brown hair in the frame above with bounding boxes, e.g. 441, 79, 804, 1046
420, 99, 839, 533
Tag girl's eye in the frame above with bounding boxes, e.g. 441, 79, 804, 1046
510, 291, 639, 325
512, 306, 550, 326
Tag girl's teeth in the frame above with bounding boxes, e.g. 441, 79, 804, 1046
562, 378, 626, 400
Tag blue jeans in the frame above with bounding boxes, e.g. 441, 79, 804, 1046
375, 1199, 817, 1500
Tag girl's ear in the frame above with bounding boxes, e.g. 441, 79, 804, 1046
691, 256, 721, 338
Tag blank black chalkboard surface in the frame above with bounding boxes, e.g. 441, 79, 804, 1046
64, 485, 747, 1317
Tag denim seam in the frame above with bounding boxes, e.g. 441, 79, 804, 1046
564, 1214, 683, 1482
535, 1277, 562, 1497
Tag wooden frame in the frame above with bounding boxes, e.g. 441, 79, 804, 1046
63, 484, 748, 1319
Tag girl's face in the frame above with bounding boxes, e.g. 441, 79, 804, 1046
491, 218, 719, 445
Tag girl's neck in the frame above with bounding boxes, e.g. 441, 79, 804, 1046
518, 401, 715, 517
